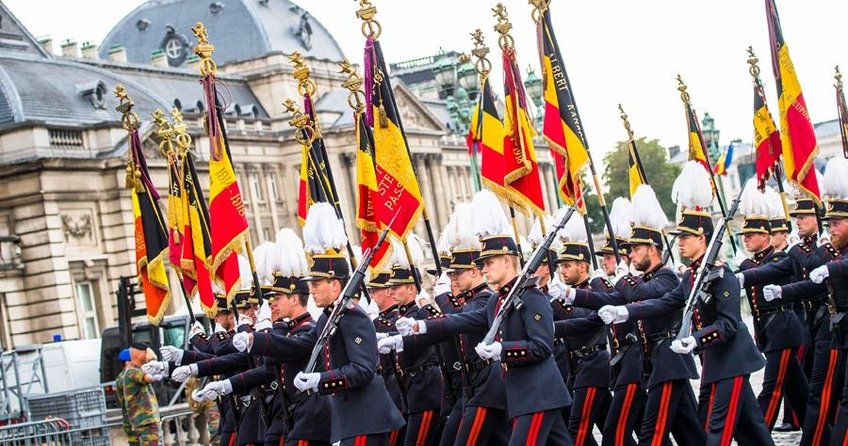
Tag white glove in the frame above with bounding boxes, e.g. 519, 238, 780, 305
591, 268, 607, 280
293, 372, 321, 392
232, 332, 253, 353
810, 265, 830, 284
670, 336, 697, 354
763, 284, 782, 302
377, 334, 404, 354
376, 332, 389, 341
214, 323, 226, 334
189, 321, 205, 339
474, 342, 502, 361
598, 305, 628, 325
818, 236, 831, 248
141, 361, 168, 381
434, 273, 451, 296
191, 389, 208, 403
200, 380, 233, 400
396, 317, 425, 336
160, 346, 183, 365
237, 314, 253, 329
416, 290, 432, 308
254, 319, 273, 332
614, 260, 629, 278
171, 364, 198, 383
732, 251, 749, 269
257, 301, 272, 323
736, 273, 745, 288
547, 280, 564, 300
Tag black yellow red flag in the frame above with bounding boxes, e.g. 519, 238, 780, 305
354, 109, 390, 269
467, 77, 507, 198
753, 81, 783, 190
178, 153, 217, 313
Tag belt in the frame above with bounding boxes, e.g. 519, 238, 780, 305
553, 337, 566, 347
568, 344, 604, 359
466, 359, 493, 373
400, 362, 441, 377
377, 365, 399, 377
611, 332, 638, 353
644, 330, 677, 344
239, 395, 255, 406
287, 390, 310, 404
752, 304, 789, 318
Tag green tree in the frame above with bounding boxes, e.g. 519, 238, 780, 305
583, 137, 680, 236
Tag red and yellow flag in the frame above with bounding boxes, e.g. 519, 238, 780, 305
467, 77, 507, 198
364, 37, 424, 239
684, 103, 712, 174
753, 82, 783, 190
354, 109, 390, 269
128, 130, 170, 324
502, 46, 545, 216
296, 94, 331, 225
201, 75, 247, 303
178, 153, 217, 314
766, 0, 821, 201
538, 8, 588, 211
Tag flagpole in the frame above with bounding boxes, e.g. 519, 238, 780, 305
618, 104, 677, 264
356, 2, 443, 277
677, 75, 738, 254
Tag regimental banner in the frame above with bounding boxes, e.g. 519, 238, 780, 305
179, 154, 217, 314
297, 94, 331, 225
355, 109, 390, 269
468, 77, 507, 198
753, 84, 782, 190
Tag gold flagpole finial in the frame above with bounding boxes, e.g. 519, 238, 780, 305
171, 108, 193, 154
470, 29, 492, 77
618, 104, 635, 141
355, 0, 382, 39
676, 74, 691, 104
492, 3, 515, 50
114, 84, 140, 131
339, 59, 366, 112
746, 46, 761, 80
289, 51, 317, 97
192, 22, 217, 76
528, 0, 550, 23
152, 108, 176, 158
835, 66, 843, 90
283, 98, 316, 145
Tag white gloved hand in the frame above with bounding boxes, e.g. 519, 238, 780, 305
237, 314, 253, 329
254, 319, 273, 332
171, 364, 198, 383
416, 290, 432, 308
191, 389, 207, 403
396, 317, 426, 336
614, 260, 629, 278
818, 236, 831, 248
763, 284, 782, 302
434, 273, 451, 296
547, 280, 564, 300
232, 332, 253, 353
293, 372, 321, 392
142, 361, 168, 381
214, 323, 226, 334
598, 305, 629, 325
159, 346, 183, 365
474, 342, 502, 361
376, 332, 389, 341
189, 321, 205, 339
810, 265, 830, 284
257, 301, 272, 322
732, 251, 749, 269
591, 268, 607, 280
377, 334, 404, 354
200, 380, 233, 400
670, 336, 697, 354
736, 273, 745, 288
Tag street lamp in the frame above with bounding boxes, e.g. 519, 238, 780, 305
431, 51, 478, 135
700, 112, 721, 162
523, 66, 544, 128
433, 51, 457, 99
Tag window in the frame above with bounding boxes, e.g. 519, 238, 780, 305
250, 174, 264, 202
75, 281, 100, 339
262, 227, 271, 242
268, 172, 280, 201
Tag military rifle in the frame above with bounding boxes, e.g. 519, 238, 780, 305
482, 203, 579, 345
676, 188, 744, 340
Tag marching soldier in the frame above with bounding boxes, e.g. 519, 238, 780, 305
734, 180, 808, 431
599, 161, 771, 445
396, 190, 573, 445
118, 342, 163, 446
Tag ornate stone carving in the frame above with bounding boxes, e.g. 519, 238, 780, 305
62, 213, 92, 240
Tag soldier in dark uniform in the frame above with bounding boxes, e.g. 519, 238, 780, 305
745, 197, 841, 445
395, 190, 572, 445
369, 269, 406, 446
734, 184, 808, 431
598, 197, 773, 445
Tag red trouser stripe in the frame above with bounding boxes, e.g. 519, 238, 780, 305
525, 411, 545, 446
355, 435, 367, 446
616, 383, 638, 446
576, 387, 597, 446
704, 383, 716, 431
466, 407, 487, 446
227, 433, 237, 446
389, 429, 400, 446
814, 349, 840, 446
650, 382, 672, 446
719, 376, 744, 446
764, 348, 792, 427
416, 410, 433, 446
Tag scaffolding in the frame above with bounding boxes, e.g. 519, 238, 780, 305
0, 345, 48, 422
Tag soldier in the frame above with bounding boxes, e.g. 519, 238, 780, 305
117, 342, 163, 446
733, 180, 808, 431
396, 190, 572, 445
549, 211, 612, 446
599, 161, 772, 445
234, 203, 405, 445
200, 228, 332, 446
379, 238, 444, 446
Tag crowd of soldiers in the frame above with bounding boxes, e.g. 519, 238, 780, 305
131, 156, 848, 446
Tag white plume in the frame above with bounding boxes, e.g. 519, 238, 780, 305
253, 241, 274, 285
555, 206, 588, 243
762, 186, 785, 219
387, 235, 423, 270
436, 210, 457, 255
471, 189, 511, 238
274, 228, 308, 277
527, 214, 554, 246
238, 254, 253, 290
302, 202, 348, 255
671, 161, 713, 211
609, 197, 632, 239
449, 202, 481, 251
739, 178, 769, 217
631, 185, 669, 230
824, 157, 848, 200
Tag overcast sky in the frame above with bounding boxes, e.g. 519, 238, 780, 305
6, 0, 848, 156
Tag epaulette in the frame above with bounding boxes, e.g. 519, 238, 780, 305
423, 305, 441, 319
448, 295, 463, 309
622, 275, 638, 288
824, 243, 839, 259
601, 278, 613, 289
798, 244, 813, 254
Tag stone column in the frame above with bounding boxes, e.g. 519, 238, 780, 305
439, 163, 454, 216
245, 164, 265, 242
266, 165, 280, 233
429, 154, 450, 228
282, 163, 299, 230
445, 166, 458, 208
340, 152, 360, 245
415, 153, 438, 230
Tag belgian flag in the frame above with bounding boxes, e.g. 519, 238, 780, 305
467, 77, 507, 198
178, 153, 217, 314
296, 93, 331, 225
753, 81, 782, 190
128, 130, 171, 325
684, 102, 712, 174
354, 109, 389, 269
364, 36, 424, 239
765, 0, 821, 201
538, 7, 588, 210
627, 144, 647, 199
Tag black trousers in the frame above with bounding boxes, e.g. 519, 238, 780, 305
509, 409, 573, 446
829, 348, 848, 446
780, 342, 810, 427
702, 375, 773, 446
638, 379, 703, 446
800, 344, 845, 446
453, 405, 509, 446
757, 347, 809, 429
568, 386, 610, 446
283, 440, 331, 446
601, 382, 646, 446
403, 409, 440, 446
340, 433, 390, 446
439, 396, 463, 446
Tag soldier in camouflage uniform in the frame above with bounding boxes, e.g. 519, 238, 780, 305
116, 342, 162, 446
